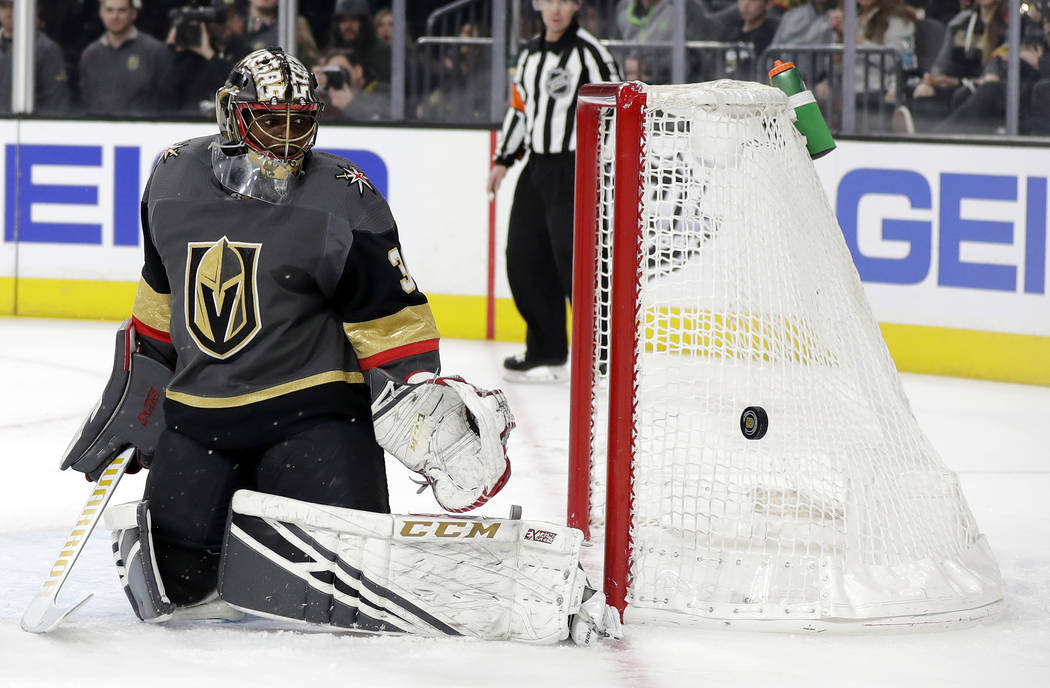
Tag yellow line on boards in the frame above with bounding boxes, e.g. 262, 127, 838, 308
879, 323, 1050, 387
12, 278, 135, 320
0, 276, 13, 314
5, 278, 1048, 386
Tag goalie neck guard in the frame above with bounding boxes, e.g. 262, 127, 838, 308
213, 47, 323, 204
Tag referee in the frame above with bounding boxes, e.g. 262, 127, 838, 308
487, 0, 620, 383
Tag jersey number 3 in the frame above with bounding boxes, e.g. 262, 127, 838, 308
388, 248, 417, 294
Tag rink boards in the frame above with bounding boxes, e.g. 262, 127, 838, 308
0, 119, 1046, 385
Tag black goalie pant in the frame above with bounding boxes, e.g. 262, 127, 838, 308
506, 152, 576, 363
143, 414, 389, 606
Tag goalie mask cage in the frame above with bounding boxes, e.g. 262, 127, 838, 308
568, 80, 1004, 631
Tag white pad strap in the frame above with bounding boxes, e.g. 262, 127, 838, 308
223, 490, 586, 643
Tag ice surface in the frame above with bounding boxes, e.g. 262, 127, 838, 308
1, 317, 1047, 687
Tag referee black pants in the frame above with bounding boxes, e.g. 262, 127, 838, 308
506, 152, 575, 363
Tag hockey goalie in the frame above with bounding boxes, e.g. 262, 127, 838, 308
53, 48, 618, 645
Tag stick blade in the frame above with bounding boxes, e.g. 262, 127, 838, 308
20, 592, 93, 634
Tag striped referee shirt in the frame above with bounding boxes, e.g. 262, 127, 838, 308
494, 20, 620, 166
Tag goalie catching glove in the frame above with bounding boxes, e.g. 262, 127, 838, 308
371, 374, 514, 512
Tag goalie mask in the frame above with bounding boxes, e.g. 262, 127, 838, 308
212, 48, 323, 204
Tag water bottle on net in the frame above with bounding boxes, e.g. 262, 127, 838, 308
768, 59, 836, 159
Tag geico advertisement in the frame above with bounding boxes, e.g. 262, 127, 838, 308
815, 140, 1050, 337
1, 122, 1047, 339
0, 120, 490, 296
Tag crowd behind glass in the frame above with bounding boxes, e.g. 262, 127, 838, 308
2, 0, 1047, 137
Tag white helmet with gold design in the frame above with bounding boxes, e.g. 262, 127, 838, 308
216, 47, 323, 162
211, 47, 323, 203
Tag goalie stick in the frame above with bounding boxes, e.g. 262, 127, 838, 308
21, 447, 135, 633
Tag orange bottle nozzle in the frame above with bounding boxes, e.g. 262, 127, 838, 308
768, 60, 796, 78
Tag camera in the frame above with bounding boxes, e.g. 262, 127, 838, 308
169, 3, 225, 49
322, 66, 351, 90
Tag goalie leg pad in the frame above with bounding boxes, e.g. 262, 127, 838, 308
219, 490, 587, 643
103, 500, 176, 623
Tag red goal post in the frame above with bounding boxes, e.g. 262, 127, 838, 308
569, 82, 645, 614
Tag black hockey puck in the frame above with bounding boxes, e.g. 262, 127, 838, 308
740, 406, 768, 440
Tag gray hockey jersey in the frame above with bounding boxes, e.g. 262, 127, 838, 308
130, 135, 439, 448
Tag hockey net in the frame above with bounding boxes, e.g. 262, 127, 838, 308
568, 81, 1003, 630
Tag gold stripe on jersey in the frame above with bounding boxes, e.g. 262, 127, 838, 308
166, 370, 365, 408
343, 303, 440, 360
131, 276, 172, 334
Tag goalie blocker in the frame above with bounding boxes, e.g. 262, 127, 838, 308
217, 490, 621, 644
61, 319, 171, 481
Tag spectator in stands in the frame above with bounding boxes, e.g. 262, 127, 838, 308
767, 0, 803, 19
0, 0, 70, 114
1029, 18, 1050, 133
225, 0, 248, 38
313, 49, 390, 121
329, 0, 390, 82
1023, 1, 1047, 42
615, 0, 722, 82
823, 0, 915, 130
244, 0, 320, 65
768, 0, 838, 84
374, 7, 393, 47
894, 0, 1005, 132
852, 0, 916, 84
418, 20, 490, 122
719, 0, 779, 79
935, 14, 1048, 133
38, 1, 102, 75
165, 1, 250, 116
769, 0, 837, 45
245, 0, 276, 45
78, 0, 174, 115
624, 51, 656, 81
902, 0, 962, 24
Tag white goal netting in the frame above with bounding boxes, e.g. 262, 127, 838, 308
578, 81, 1003, 629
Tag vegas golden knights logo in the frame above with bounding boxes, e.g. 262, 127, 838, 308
185, 237, 262, 358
